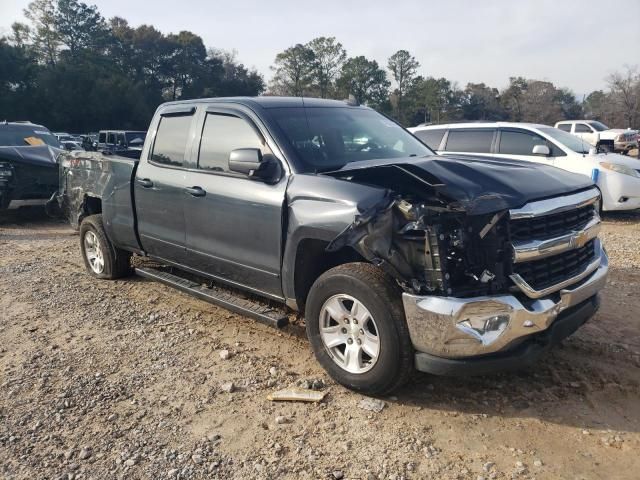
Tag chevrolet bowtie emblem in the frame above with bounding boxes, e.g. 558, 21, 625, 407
571, 229, 590, 248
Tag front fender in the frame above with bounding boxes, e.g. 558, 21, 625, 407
281, 174, 389, 305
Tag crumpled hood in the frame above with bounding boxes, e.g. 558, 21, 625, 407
323, 154, 595, 215
0, 145, 61, 168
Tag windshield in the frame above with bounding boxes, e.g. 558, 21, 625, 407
541, 127, 590, 154
0, 125, 61, 148
269, 107, 432, 172
588, 121, 609, 132
125, 132, 146, 144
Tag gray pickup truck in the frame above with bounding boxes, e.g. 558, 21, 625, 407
52, 97, 608, 395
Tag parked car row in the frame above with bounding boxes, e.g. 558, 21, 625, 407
1, 122, 148, 211
410, 122, 640, 211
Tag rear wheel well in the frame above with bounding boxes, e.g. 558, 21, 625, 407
78, 195, 102, 226
293, 239, 365, 313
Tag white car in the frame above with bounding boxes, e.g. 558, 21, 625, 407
554, 120, 638, 154
409, 122, 640, 211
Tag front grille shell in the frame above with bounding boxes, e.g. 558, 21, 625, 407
508, 189, 601, 298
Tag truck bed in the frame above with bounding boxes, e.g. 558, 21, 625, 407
57, 151, 142, 253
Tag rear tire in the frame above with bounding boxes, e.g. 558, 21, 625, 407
305, 262, 414, 396
79, 214, 132, 279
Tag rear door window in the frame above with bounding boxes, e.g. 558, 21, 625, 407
499, 130, 548, 155
106, 132, 116, 145
414, 129, 446, 150
444, 129, 495, 153
151, 114, 193, 167
575, 124, 592, 133
98, 132, 106, 143
557, 124, 572, 132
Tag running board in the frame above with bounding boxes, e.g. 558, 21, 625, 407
135, 266, 289, 329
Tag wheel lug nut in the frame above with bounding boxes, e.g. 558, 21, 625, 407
347, 338, 353, 345
341, 328, 347, 334
357, 339, 362, 345
353, 319, 358, 325
344, 318, 349, 324
359, 329, 364, 335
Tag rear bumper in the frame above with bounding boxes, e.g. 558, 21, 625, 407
402, 242, 608, 373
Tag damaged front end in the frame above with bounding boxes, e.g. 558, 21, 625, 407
0, 145, 60, 210
325, 163, 513, 299
323, 158, 607, 367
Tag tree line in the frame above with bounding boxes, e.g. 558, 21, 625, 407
2, 1, 639, 132
269, 39, 640, 129
1, 0, 264, 131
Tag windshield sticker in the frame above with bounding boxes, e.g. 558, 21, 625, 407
24, 136, 45, 146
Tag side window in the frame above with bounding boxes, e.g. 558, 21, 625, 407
198, 113, 264, 173
414, 129, 446, 150
117, 133, 126, 146
106, 132, 116, 145
445, 129, 494, 153
499, 130, 548, 155
98, 132, 106, 143
575, 124, 592, 133
557, 124, 572, 132
150, 114, 193, 167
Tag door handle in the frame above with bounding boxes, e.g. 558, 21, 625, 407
185, 186, 206, 197
136, 178, 154, 188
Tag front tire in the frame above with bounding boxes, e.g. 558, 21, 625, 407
79, 214, 132, 279
305, 263, 414, 395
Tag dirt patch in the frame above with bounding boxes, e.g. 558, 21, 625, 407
1, 207, 639, 479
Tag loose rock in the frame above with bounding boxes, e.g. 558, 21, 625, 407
358, 397, 386, 413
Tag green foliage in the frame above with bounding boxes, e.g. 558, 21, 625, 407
2, 1, 265, 131
306, 37, 346, 98
269, 43, 315, 96
387, 50, 420, 122
6, 12, 635, 132
337, 56, 390, 109
408, 76, 461, 125
461, 83, 506, 121
55, 0, 110, 56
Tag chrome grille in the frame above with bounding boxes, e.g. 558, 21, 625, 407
508, 188, 602, 298
512, 240, 596, 292
510, 204, 595, 242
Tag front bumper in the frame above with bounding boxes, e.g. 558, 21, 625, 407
402, 242, 608, 372
413, 295, 600, 376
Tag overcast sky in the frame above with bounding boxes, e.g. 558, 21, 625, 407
2, 0, 639, 96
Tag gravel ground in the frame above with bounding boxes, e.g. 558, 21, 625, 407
1, 208, 639, 480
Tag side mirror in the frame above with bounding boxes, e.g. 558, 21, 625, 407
229, 148, 263, 175
228, 148, 281, 183
532, 144, 550, 156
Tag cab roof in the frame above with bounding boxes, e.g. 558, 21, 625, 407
159, 96, 362, 110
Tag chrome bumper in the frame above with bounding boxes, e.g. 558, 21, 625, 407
402, 241, 608, 359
